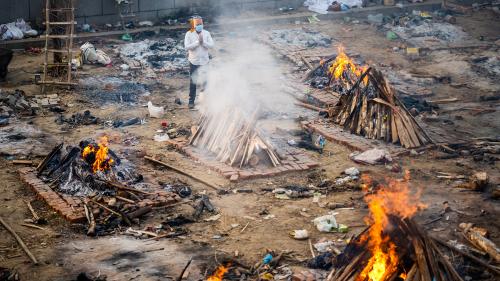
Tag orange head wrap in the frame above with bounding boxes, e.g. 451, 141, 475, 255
190, 17, 203, 32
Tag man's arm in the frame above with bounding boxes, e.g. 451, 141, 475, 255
202, 31, 214, 49
184, 32, 199, 50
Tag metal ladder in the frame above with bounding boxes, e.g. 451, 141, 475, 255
39, 0, 77, 92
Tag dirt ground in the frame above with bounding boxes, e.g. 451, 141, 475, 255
0, 8, 499, 281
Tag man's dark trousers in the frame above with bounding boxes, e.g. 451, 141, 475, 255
189, 62, 201, 105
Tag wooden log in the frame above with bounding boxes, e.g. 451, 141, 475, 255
83, 203, 95, 236
431, 236, 500, 276
26, 201, 40, 222
405, 263, 417, 281
12, 160, 34, 165
95, 179, 153, 195
37, 142, 63, 174
144, 156, 220, 191
0, 216, 38, 264
463, 227, 500, 263
90, 199, 131, 226
127, 206, 152, 219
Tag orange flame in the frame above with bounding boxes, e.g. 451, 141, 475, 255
328, 45, 368, 86
207, 264, 229, 281
357, 172, 425, 281
82, 136, 114, 173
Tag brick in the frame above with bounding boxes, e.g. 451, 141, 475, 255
229, 174, 239, 182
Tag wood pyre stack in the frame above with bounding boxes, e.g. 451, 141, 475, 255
325, 174, 499, 281
306, 47, 433, 148
329, 217, 464, 281
333, 67, 432, 148
189, 108, 282, 168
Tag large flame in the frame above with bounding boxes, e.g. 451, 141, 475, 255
82, 136, 114, 173
328, 45, 368, 86
357, 171, 425, 281
207, 264, 229, 281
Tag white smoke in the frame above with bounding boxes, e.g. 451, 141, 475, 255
199, 36, 294, 122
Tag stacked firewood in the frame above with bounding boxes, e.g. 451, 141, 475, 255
329, 216, 464, 281
332, 68, 432, 148
189, 108, 282, 168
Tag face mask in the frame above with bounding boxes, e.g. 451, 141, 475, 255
195, 25, 203, 33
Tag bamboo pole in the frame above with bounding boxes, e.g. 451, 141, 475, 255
0, 216, 38, 264
144, 156, 220, 191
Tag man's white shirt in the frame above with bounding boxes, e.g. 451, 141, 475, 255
184, 30, 214, 66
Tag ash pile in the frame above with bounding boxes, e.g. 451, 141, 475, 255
118, 38, 188, 72
269, 28, 332, 48
37, 137, 142, 196
78, 76, 150, 105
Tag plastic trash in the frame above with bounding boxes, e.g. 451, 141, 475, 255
313, 241, 335, 252
262, 253, 273, 265
154, 133, 169, 142
313, 214, 338, 232
121, 33, 133, 41
147, 101, 164, 118
80, 42, 111, 65
386, 31, 399, 40
344, 167, 360, 176
0, 24, 23, 40
290, 229, 309, 240
139, 21, 154, 27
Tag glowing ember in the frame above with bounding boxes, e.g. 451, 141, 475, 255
207, 264, 229, 281
399, 272, 407, 279
82, 136, 114, 173
328, 45, 368, 86
357, 171, 425, 281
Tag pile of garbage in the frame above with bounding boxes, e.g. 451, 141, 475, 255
0, 19, 38, 40
269, 29, 332, 48
117, 38, 188, 72
380, 10, 471, 47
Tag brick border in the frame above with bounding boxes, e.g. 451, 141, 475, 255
165, 139, 319, 181
301, 121, 407, 154
18, 167, 179, 223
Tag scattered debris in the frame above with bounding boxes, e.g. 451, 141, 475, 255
117, 38, 188, 73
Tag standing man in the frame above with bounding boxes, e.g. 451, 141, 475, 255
184, 16, 214, 109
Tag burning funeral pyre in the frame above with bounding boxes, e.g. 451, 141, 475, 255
307, 47, 432, 148
329, 173, 463, 281
37, 136, 141, 196
34, 136, 177, 235
189, 108, 282, 168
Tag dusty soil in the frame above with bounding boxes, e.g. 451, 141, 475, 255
0, 8, 499, 281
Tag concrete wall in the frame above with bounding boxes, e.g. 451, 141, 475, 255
0, 0, 305, 26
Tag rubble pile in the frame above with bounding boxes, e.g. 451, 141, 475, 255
0, 89, 35, 120
269, 29, 332, 48
118, 38, 188, 72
